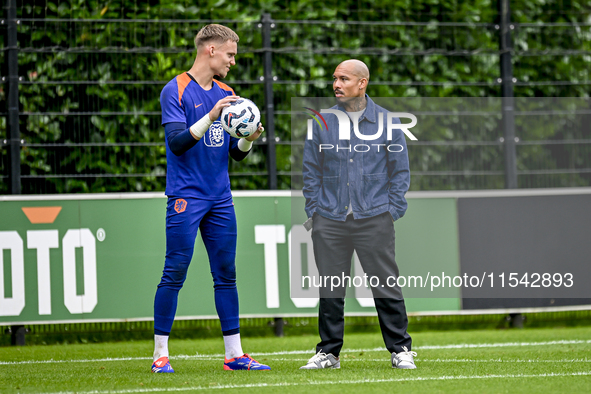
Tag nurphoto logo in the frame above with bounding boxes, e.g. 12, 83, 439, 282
304, 108, 418, 153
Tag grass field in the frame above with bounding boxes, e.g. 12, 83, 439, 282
1, 326, 590, 393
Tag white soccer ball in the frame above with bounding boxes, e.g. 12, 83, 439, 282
221, 98, 261, 138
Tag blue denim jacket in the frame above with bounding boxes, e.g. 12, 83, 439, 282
302, 95, 410, 222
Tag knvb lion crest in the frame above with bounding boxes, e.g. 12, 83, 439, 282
204, 121, 225, 148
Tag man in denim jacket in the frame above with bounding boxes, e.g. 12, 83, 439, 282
300, 59, 416, 370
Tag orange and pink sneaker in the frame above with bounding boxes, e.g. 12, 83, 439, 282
223, 354, 271, 370
151, 356, 174, 373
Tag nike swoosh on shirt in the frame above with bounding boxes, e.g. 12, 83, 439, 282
195, 103, 203, 109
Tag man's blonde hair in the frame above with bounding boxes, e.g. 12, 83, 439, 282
195, 24, 239, 48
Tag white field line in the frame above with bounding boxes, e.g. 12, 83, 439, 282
256, 358, 591, 363
417, 358, 591, 363
4, 356, 591, 366
184, 339, 591, 359
416, 339, 591, 350
41, 372, 591, 394
0, 356, 152, 365
2, 339, 590, 366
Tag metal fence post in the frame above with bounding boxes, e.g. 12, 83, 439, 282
5, 0, 21, 194
261, 13, 277, 190
498, 0, 518, 189
9, 325, 27, 345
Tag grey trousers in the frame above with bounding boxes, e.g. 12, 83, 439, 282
311, 212, 412, 356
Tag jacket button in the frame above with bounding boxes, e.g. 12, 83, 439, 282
347, 183, 350, 186
349, 159, 353, 162
345, 206, 348, 210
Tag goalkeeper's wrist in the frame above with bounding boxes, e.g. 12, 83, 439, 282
237, 139, 253, 152
189, 114, 213, 140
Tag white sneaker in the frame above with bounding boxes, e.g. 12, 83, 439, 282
300, 351, 340, 369
391, 346, 417, 369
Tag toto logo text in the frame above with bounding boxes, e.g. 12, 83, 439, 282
305, 108, 418, 153
0, 206, 102, 317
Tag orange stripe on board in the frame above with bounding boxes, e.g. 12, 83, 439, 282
22, 207, 62, 224
176, 73, 193, 106
213, 79, 235, 95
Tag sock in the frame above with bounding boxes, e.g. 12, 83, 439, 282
223, 333, 244, 359
154, 334, 169, 362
